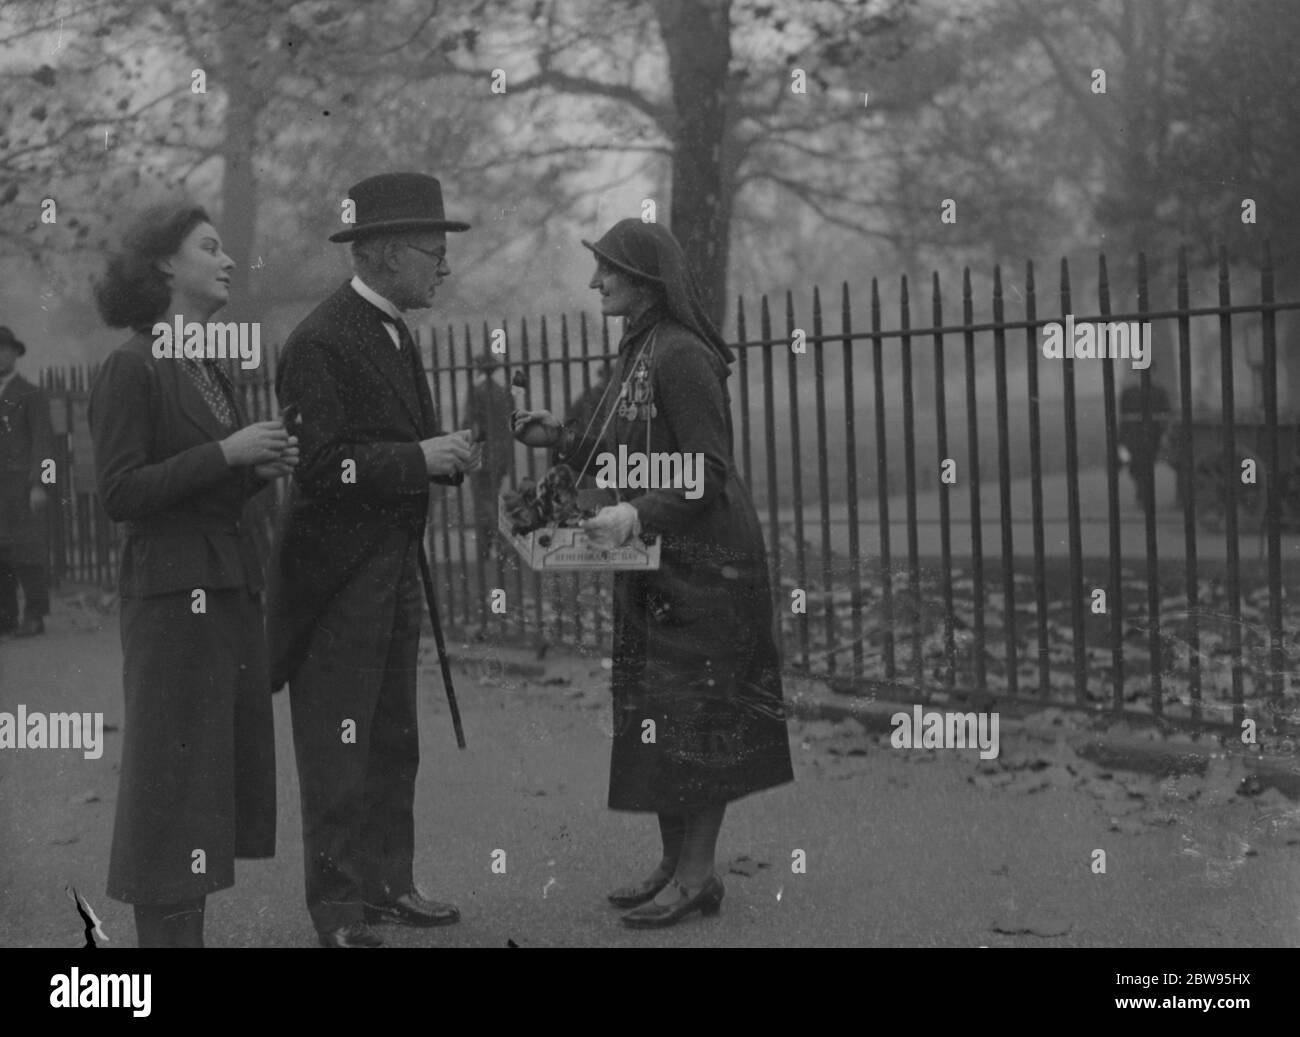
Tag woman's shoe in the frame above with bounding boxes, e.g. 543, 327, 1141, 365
620, 874, 724, 928
607, 869, 673, 909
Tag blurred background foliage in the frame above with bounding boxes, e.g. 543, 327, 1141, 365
1, 0, 1297, 368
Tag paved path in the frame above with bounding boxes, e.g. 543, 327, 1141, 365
3, 614, 1298, 947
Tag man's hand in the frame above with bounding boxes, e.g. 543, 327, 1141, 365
451, 428, 483, 473
421, 432, 472, 477
29, 485, 47, 510
465, 440, 483, 473
254, 437, 300, 480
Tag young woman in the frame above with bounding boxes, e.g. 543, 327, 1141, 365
91, 201, 297, 947
513, 219, 793, 927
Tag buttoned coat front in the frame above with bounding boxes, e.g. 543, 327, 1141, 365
559, 306, 794, 811
267, 282, 460, 691
89, 333, 276, 904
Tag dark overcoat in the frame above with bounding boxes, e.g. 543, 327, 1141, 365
0, 372, 53, 561
560, 306, 794, 811
89, 333, 276, 904
267, 282, 461, 692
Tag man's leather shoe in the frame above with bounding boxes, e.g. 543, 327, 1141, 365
363, 891, 460, 928
13, 618, 43, 637
318, 921, 383, 948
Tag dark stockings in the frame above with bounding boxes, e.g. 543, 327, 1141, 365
653, 804, 726, 900
133, 896, 206, 948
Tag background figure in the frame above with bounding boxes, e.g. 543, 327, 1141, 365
1118, 380, 1172, 516
461, 352, 514, 561
0, 326, 52, 637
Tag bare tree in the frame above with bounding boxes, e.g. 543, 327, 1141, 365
413, 0, 919, 328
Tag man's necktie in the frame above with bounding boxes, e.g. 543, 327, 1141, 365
386, 315, 417, 354
384, 316, 433, 431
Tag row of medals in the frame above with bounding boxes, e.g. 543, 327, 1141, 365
615, 357, 657, 422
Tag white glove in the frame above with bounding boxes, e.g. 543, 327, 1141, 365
581, 502, 640, 550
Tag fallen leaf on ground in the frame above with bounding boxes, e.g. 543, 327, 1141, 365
990, 913, 1071, 937
728, 854, 770, 877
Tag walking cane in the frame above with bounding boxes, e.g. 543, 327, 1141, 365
418, 538, 466, 750
418, 426, 487, 751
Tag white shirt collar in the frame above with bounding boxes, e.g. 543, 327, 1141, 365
350, 275, 404, 324
0, 370, 17, 395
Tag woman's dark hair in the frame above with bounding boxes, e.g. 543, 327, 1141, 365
94, 201, 211, 329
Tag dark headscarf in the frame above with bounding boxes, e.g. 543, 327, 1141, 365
582, 219, 734, 366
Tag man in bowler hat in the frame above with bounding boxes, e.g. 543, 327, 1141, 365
0, 326, 52, 637
268, 173, 479, 948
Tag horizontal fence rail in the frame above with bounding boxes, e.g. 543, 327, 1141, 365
32, 246, 1300, 739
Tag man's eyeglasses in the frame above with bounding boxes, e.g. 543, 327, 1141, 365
404, 243, 448, 265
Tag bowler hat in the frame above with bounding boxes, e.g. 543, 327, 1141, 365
472, 352, 501, 373
0, 326, 26, 356
330, 172, 470, 243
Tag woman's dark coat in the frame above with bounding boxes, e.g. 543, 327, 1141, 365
560, 305, 794, 811
89, 333, 276, 903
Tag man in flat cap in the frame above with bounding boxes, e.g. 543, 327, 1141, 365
268, 173, 478, 948
0, 326, 52, 637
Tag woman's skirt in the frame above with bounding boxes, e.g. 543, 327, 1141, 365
107, 587, 275, 904
607, 565, 794, 812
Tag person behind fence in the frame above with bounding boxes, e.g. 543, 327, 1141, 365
0, 326, 53, 638
1118, 378, 1171, 516
512, 218, 794, 929
461, 351, 514, 561
268, 172, 480, 949
89, 201, 299, 947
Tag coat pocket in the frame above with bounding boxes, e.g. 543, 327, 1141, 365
643, 571, 747, 693
120, 533, 247, 597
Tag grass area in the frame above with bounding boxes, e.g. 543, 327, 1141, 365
429, 531, 1300, 731
769, 538, 1300, 727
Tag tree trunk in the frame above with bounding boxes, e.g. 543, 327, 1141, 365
654, 0, 732, 330
216, 10, 269, 324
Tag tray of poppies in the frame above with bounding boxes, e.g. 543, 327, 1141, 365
498, 463, 661, 570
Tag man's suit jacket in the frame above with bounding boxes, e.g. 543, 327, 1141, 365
88, 333, 266, 596
268, 281, 461, 691
0, 372, 53, 551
